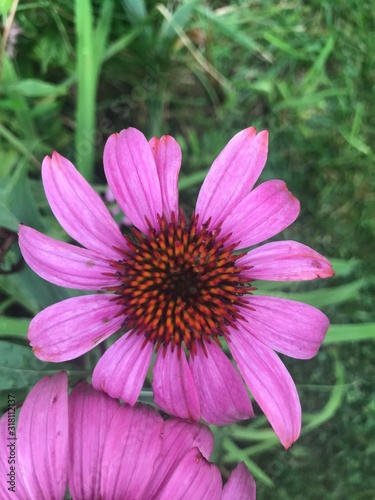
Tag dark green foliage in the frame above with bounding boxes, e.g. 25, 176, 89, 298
0, 0, 374, 497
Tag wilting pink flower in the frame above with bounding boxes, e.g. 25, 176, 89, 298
0, 373, 255, 499
19, 127, 333, 448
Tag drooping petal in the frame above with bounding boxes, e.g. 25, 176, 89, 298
241, 296, 330, 359
196, 128, 268, 228
239, 240, 334, 281
152, 346, 200, 422
19, 225, 120, 290
143, 419, 214, 500
189, 341, 254, 425
92, 332, 153, 405
68, 382, 120, 500
104, 128, 163, 232
99, 404, 164, 499
155, 447, 222, 500
228, 330, 301, 449
149, 135, 181, 218
42, 153, 125, 259
17, 372, 68, 499
220, 180, 300, 248
29, 295, 125, 362
222, 462, 256, 500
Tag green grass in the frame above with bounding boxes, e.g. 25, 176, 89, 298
0, 0, 374, 497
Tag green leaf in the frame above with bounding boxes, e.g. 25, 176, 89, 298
302, 357, 345, 432
103, 29, 141, 62
121, 0, 147, 24
0, 0, 13, 16
0, 266, 69, 315
222, 438, 275, 487
255, 278, 368, 308
263, 32, 307, 60
1, 162, 44, 232
324, 323, 375, 344
0, 317, 30, 339
0, 202, 19, 231
0, 340, 87, 391
160, 1, 197, 40
179, 169, 208, 190
6, 79, 68, 97
330, 258, 361, 277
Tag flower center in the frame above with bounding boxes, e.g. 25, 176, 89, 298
108, 211, 253, 354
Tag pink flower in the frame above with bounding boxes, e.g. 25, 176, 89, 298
0, 373, 255, 499
19, 127, 334, 448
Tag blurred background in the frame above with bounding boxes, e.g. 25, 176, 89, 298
0, 1, 374, 498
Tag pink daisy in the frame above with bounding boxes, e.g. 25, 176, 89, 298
19, 127, 333, 448
0, 372, 254, 499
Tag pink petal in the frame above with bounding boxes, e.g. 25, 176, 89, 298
241, 296, 330, 359
189, 341, 254, 425
143, 419, 214, 500
104, 128, 163, 232
220, 180, 300, 248
68, 382, 120, 500
100, 404, 164, 499
19, 225, 120, 290
17, 372, 68, 499
29, 295, 125, 362
149, 135, 181, 218
42, 152, 125, 259
92, 332, 153, 405
0, 413, 28, 499
152, 346, 200, 422
239, 240, 334, 281
222, 462, 256, 500
228, 330, 301, 448
155, 447, 222, 499
196, 128, 268, 228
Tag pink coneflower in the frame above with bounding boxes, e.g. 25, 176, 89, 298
19, 127, 333, 448
0, 372, 254, 499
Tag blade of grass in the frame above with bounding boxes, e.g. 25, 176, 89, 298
222, 438, 275, 487
178, 169, 208, 190
303, 35, 335, 92
255, 278, 368, 308
157, 3, 232, 92
324, 323, 375, 344
302, 357, 345, 431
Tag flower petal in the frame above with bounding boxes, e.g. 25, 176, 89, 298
19, 225, 120, 290
196, 128, 268, 228
220, 180, 300, 248
240, 240, 334, 281
228, 330, 301, 448
152, 346, 200, 422
241, 296, 329, 359
149, 135, 181, 218
222, 462, 256, 500
29, 295, 125, 362
104, 128, 163, 232
17, 372, 68, 499
42, 152, 125, 259
156, 448, 222, 500
143, 419, 214, 499
68, 382, 120, 500
189, 341, 254, 425
92, 332, 153, 405
100, 404, 164, 499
